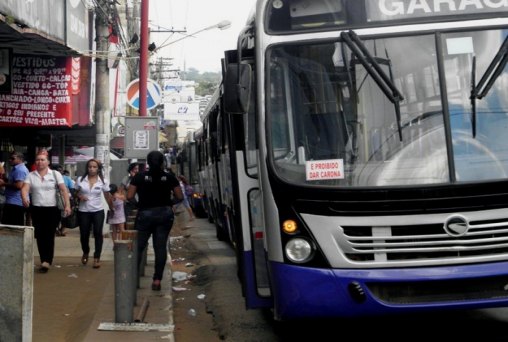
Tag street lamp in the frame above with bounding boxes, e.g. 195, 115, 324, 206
139, 7, 230, 116
155, 20, 232, 51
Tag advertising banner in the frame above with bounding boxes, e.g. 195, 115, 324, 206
0, 55, 74, 127
164, 102, 200, 121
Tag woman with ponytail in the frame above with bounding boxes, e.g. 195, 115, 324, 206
127, 150, 183, 291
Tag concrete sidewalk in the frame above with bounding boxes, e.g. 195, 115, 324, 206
33, 225, 175, 341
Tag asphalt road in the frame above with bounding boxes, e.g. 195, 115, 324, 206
172, 215, 277, 341
176, 215, 508, 342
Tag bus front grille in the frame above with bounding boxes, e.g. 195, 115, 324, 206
340, 218, 508, 263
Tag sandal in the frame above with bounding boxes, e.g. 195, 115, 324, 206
81, 254, 88, 265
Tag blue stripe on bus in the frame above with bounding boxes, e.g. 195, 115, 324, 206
269, 261, 508, 320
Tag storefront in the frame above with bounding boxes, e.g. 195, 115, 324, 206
0, 0, 94, 166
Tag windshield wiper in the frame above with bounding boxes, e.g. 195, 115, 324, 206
341, 30, 404, 141
471, 35, 508, 100
470, 56, 477, 138
470, 36, 508, 138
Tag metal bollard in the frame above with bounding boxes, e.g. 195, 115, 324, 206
139, 245, 147, 277
121, 230, 138, 300
113, 239, 136, 323
124, 210, 146, 281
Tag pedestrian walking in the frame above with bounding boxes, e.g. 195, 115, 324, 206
62, 169, 75, 192
0, 151, 30, 226
21, 150, 71, 273
54, 165, 75, 236
127, 150, 183, 291
74, 158, 113, 269
107, 183, 126, 240
177, 175, 195, 221
120, 162, 139, 218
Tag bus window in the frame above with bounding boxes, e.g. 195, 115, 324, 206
270, 61, 291, 159
445, 30, 508, 182
245, 70, 258, 177
268, 34, 451, 187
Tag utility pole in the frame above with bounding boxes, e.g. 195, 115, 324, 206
94, 0, 111, 176
139, 0, 149, 116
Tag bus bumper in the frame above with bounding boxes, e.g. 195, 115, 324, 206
269, 261, 508, 320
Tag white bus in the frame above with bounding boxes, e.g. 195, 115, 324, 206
206, 0, 508, 320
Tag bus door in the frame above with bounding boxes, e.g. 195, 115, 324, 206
224, 49, 272, 308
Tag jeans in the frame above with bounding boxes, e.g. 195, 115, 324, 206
78, 210, 105, 259
135, 206, 174, 281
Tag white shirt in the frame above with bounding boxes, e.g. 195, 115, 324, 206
24, 170, 64, 207
75, 175, 110, 212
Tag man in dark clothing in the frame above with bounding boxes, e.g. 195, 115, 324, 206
127, 151, 183, 291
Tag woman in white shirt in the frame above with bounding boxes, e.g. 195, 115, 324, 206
21, 150, 71, 273
74, 159, 113, 269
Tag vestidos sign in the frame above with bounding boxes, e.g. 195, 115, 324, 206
367, 0, 507, 21
0, 55, 73, 127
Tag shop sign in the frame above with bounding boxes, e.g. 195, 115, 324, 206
0, 55, 74, 127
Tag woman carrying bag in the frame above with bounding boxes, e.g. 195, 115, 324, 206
21, 150, 71, 273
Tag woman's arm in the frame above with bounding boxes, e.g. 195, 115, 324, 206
21, 183, 30, 208
104, 190, 114, 211
127, 184, 137, 202
173, 184, 184, 202
74, 180, 88, 202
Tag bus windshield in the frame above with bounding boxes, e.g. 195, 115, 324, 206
268, 29, 508, 187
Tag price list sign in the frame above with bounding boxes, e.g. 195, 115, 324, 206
0, 55, 74, 127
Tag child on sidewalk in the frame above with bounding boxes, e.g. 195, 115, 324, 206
108, 184, 126, 240
177, 175, 195, 222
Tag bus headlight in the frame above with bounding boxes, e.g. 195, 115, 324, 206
285, 238, 314, 263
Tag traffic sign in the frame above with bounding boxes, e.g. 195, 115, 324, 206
126, 78, 162, 110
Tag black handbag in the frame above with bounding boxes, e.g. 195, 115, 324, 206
62, 198, 79, 229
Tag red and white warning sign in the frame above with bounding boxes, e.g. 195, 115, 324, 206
306, 159, 344, 181
143, 120, 157, 130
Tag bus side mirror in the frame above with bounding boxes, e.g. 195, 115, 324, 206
224, 62, 252, 114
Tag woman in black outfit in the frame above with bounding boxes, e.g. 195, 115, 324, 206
127, 151, 183, 290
